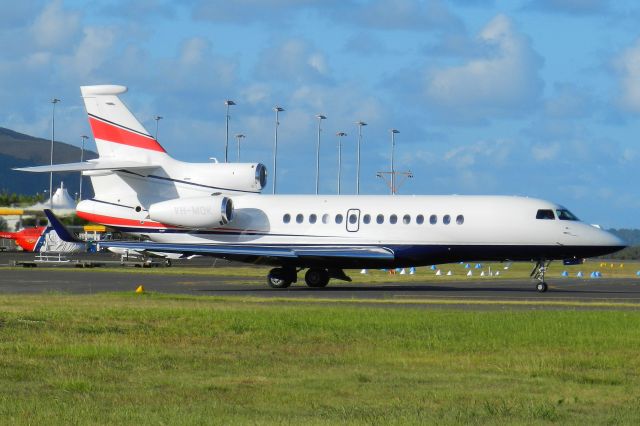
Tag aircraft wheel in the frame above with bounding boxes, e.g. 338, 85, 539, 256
165, 259, 172, 267
267, 267, 292, 289
536, 282, 548, 293
305, 268, 329, 288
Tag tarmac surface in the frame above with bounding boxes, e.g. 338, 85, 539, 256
0, 253, 639, 308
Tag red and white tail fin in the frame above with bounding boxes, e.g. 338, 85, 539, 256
80, 85, 168, 160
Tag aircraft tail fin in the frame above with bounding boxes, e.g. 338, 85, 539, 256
44, 209, 81, 243
80, 85, 168, 159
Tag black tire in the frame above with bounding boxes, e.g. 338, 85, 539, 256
267, 267, 292, 289
165, 259, 172, 267
305, 268, 329, 288
536, 282, 548, 293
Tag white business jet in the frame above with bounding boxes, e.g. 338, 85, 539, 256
17, 85, 625, 292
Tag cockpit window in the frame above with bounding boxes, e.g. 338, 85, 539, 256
536, 209, 555, 220
556, 209, 579, 221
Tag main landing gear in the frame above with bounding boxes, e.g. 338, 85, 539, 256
530, 259, 551, 293
267, 267, 296, 289
266, 267, 351, 289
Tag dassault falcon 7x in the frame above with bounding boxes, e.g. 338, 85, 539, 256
17, 85, 625, 292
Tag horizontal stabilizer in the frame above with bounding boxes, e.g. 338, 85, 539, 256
14, 160, 159, 173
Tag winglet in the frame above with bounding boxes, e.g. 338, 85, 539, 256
44, 209, 80, 242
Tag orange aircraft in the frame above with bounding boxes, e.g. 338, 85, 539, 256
0, 226, 47, 252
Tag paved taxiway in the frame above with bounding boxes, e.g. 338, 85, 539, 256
0, 267, 639, 307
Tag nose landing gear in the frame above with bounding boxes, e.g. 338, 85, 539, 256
531, 260, 551, 293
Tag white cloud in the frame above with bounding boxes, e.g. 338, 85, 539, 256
255, 39, 331, 84
531, 143, 560, 161
544, 83, 593, 119
443, 138, 513, 167
423, 14, 543, 122
614, 38, 640, 114
241, 84, 272, 106
30, 0, 81, 50
62, 27, 117, 79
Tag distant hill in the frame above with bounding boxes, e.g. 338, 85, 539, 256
0, 127, 97, 199
608, 229, 640, 246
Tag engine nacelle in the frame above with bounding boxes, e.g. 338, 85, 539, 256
148, 195, 234, 228
183, 162, 267, 193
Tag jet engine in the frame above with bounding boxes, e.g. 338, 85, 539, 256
148, 195, 234, 228
189, 162, 267, 193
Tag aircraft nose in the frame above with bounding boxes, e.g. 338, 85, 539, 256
596, 227, 626, 248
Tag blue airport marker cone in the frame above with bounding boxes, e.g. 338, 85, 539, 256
475, 263, 482, 269
561, 271, 569, 277
636, 271, 640, 277
590, 272, 596, 279
409, 267, 416, 275
576, 271, 583, 278
465, 263, 470, 269
431, 265, 437, 270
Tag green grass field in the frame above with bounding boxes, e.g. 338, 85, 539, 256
1, 293, 639, 424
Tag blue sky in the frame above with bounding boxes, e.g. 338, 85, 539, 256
1, 0, 639, 228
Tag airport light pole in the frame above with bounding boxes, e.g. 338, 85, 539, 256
224, 100, 236, 163
315, 114, 326, 194
390, 129, 399, 195
235, 133, 245, 162
49, 98, 60, 209
154, 115, 163, 140
272, 106, 284, 194
336, 132, 347, 195
355, 121, 367, 195
79, 135, 88, 202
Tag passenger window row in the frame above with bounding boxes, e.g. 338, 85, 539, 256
282, 213, 465, 225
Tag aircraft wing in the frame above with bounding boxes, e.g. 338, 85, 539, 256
14, 159, 159, 173
44, 209, 395, 263
97, 241, 395, 262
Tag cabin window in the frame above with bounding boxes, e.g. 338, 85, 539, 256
416, 214, 424, 225
403, 214, 411, 224
390, 214, 398, 224
309, 214, 317, 224
322, 214, 329, 224
536, 209, 555, 220
456, 215, 464, 225
283, 214, 291, 224
556, 209, 579, 221
443, 215, 451, 225
296, 214, 304, 224
363, 214, 371, 224
430, 214, 437, 225
349, 214, 358, 224
335, 214, 344, 224
376, 214, 384, 224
